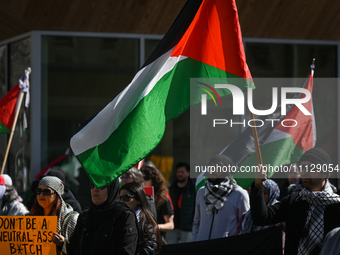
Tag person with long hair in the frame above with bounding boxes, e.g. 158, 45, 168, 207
66, 179, 139, 255
121, 167, 157, 218
120, 182, 162, 254
141, 165, 174, 240
30, 176, 79, 253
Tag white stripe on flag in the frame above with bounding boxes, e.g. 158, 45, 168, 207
71, 49, 187, 155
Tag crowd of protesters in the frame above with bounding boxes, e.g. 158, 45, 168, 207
2, 146, 340, 254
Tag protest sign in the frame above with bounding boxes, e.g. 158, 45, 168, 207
0, 216, 57, 255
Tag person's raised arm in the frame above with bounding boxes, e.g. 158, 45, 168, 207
254, 164, 267, 188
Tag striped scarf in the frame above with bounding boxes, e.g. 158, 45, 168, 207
58, 200, 79, 242
297, 180, 340, 255
204, 178, 237, 215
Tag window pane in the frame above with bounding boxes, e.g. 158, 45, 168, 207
246, 43, 337, 78
9, 38, 31, 192
246, 42, 338, 179
145, 39, 161, 61
41, 36, 139, 174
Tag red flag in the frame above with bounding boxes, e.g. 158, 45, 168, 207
0, 84, 21, 134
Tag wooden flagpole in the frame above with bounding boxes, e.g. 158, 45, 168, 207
246, 87, 263, 166
249, 111, 263, 165
1, 68, 30, 175
1, 92, 25, 175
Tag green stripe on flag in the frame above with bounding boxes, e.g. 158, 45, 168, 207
77, 58, 254, 187
233, 136, 305, 189
0, 122, 10, 134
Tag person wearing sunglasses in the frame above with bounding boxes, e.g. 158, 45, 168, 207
120, 167, 157, 218
30, 176, 79, 253
120, 182, 162, 254
66, 179, 139, 255
121, 167, 144, 186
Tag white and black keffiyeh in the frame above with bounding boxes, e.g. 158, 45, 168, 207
58, 200, 79, 241
204, 178, 237, 215
297, 180, 340, 255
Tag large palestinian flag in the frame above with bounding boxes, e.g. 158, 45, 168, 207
196, 70, 316, 191
0, 84, 21, 134
70, 0, 254, 187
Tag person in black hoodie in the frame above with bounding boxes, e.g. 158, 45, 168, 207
67, 178, 139, 255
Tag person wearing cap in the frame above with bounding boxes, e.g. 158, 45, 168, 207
46, 167, 82, 213
0, 174, 29, 216
30, 176, 79, 253
251, 147, 340, 255
192, 155, 250, 241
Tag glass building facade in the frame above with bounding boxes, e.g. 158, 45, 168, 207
0, 32, 339, 194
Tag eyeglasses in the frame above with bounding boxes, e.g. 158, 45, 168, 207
120, 194, 135, 202
36, 188, 55, 196
121, 175, 133, 181
89, 182, 105, 190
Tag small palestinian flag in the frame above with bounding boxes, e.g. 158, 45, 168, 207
196, 70, 316, 191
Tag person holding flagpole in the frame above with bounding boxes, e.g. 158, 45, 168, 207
251, 147, 340, 254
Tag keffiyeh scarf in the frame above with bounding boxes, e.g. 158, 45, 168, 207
58, 200, 79, 241
204, 178, 237, 215
297, 180, 340, 255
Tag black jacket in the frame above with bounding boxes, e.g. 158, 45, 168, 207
250, 182, 340, 255
169, 179, 196, 231
62, 188, 82, 213
137, 223, 158, 255
67, 201, 138, 255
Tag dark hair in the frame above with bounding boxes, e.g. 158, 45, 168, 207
175, 162, 190, 172
30, 190, 61, 216
121, 182, 161, 253
125, 167, 144, 184
141, 165, 168, 210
